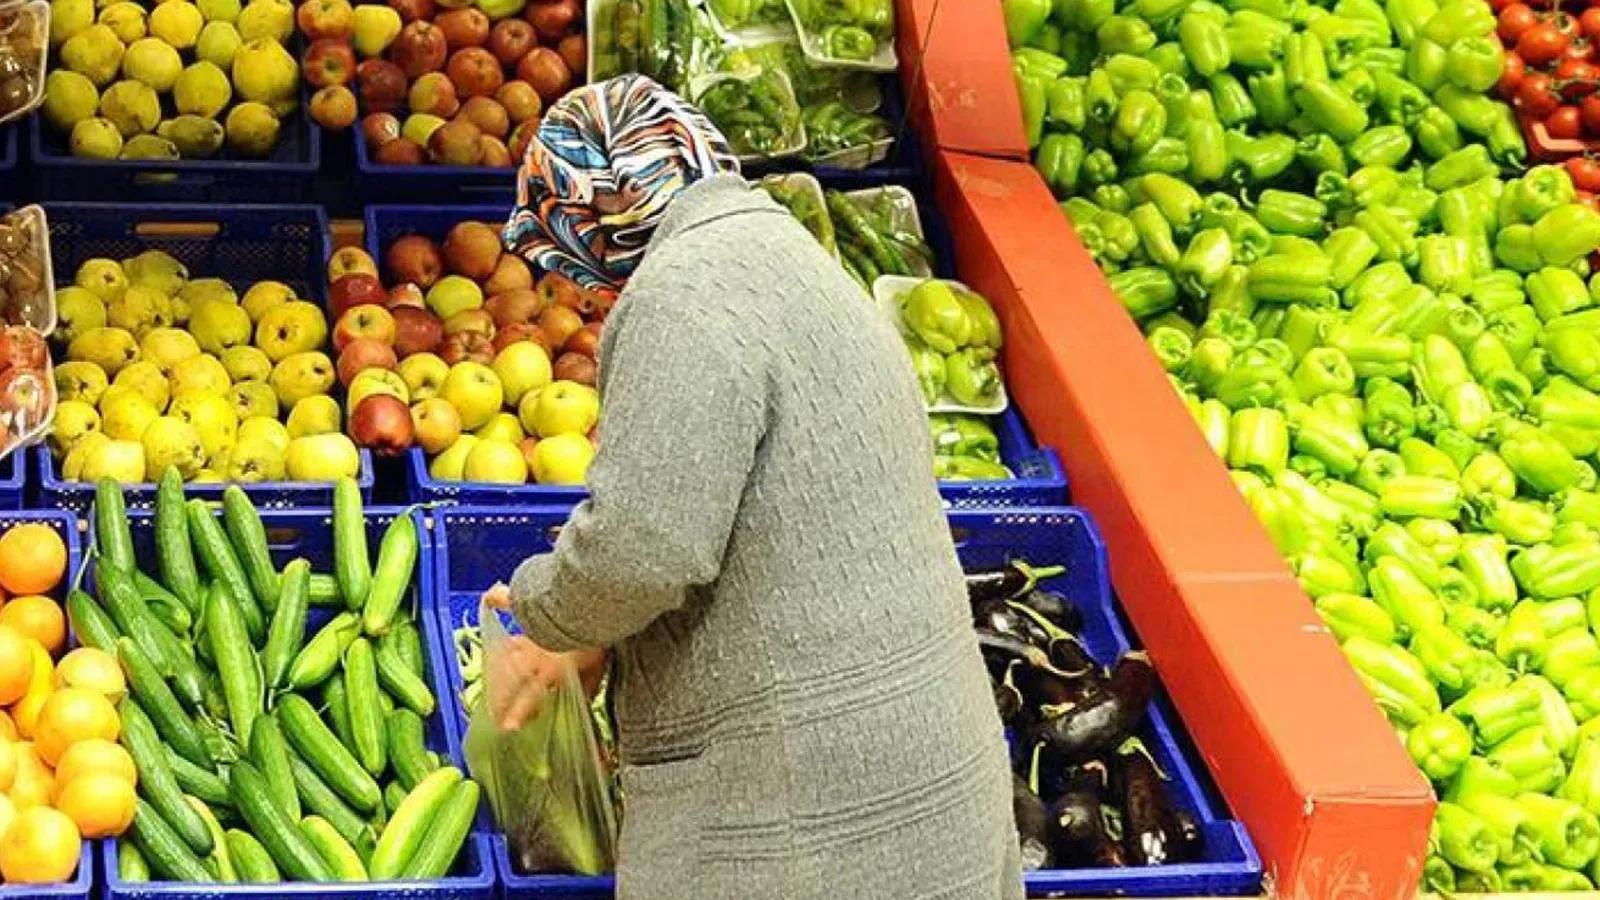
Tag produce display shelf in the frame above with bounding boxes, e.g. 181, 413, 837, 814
0, 448, 27, 510
27, 96, 321, 204
351, 130, 519, 208
34, 445, 376, 511
426, 506, 1261, 899
96, 506, 496, 900
0, 509, 88, 900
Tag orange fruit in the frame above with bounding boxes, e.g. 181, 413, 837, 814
34, 688, 119, 766
11, 640, 52, 738
0, 806, 80, 883
52, 738, 135, 791
53, 648, 125, 704
0, 738, 13, 793
54, 771, 135, 839
0, 525, 66, 597
0, 793, 13, 842
0, 711, 14, 741
7, 741, 52, 810
0, 626, 32, 705
0, 596, 66, 656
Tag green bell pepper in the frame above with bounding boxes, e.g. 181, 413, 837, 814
1531, 377, 1600, 430
1255, 189, 1328, 238
1448, 754, 1521, 801
1228, 132, 1297, 184
1528, 267, 1592, 323
1292, 79, 1368, 142
1348, 126, 1413, 170
1462, 452, 1517, 502
1353, 205, 1419, 266
1434, 800, 1500, 872
1452, 680, 1541, 748
1186, 118, 1230, 184
1036, 133, 1086, 198
1447, 604, 1504, 650
1247, 253, 1334, 304
1445, 35, 1503, 93
1316, 591, 1397, 643
1208, 72, 1256, 127
1130, 203, 1182, 269
1417, 234, 1473, 296
1512, 541, 1600, 599
1503, 165, 1574, 227
1519, 792, 1600, 869
1416, 105, 1465, 160
1095, 14, 1157, 55
1476, 495, 1559, 546
1046, 76, 1087, 131
1227, 406, 1290, 472
1109, 267, 1180, 319
1410, 711, 1475, 781
1491, 726, 1565, 792
1370, 553, 1447, 638
1179, 9, 1231, 76
1426, 144, 1499, 192
1247, 67, 1296, 128
1545, 329, 1600, 391
1456, 791, 1537, 868
1296, 133, 1347, 178
1343, 635, 1443, 726
1535, 204, 1600, 268
1111, 90, 1166, 157
1399, 436, 1459, 481
1177, 228, 1235, 297
1500, 427, 1583, 495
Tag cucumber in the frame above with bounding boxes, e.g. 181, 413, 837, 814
375, 639, 436, 717
322, 672, 354, 749
382, 620, 425, 678
248, 715, 301, 822
201, 670, 229, 722
139, 574, 193, 636
120, 698, 214, 856
277, 694, 382, 813
188, 499, 265, 643
368, 767, 464, 879
116, 637, 210, 768
384, 779, 408, 816
343, 638, 387, 777
361, 513, 419, 637
194, 717, 241, 765
261, 559, 311, 691
98, 562, 174, 675
165, 747, 231, 807
223, 486, 281, 614
287, 752, 375, 858
225, 829, 281, 883
229, 760, 337, 883
401, 780, 481, 879
66, 589, 120, 652
206, 582, 263, 747
186, 795, 236, 882
96, 477, 135, 572
287, 612, 362, 690
309, 573, 341, 607
157, 466, 203, 615
117, 838, 150, 882
386, 710, 435, 790
300, 815, 369, 881
129, 799, 212, 882
142, 618, 207, 712
333, 477, 372, 613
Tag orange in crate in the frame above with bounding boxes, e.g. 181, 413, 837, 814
52, 738, 135, 792
54, 771, 134, 838
33, 689, 119, 767
53, 648, 125, 704
0, 524, 66, 597
0, 627, 32, 705
0, 596, 66, 656
0, 806, 80, 883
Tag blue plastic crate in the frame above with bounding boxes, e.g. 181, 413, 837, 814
0, 126, 21, 202
98, 505, 496, 900
27, 95, 320, 203
353, 131, 519, 207
426, 506, 1261, 898
39, 202, 378, 511
0, 448, 27, 509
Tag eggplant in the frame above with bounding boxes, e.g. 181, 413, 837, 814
975, 599, 1053, 649
1015, 589, 1083, 634
977, 628, 1047, 670
1047, 634, 1103, 679
1048, 762, 1126, 867
1011, 774, 1056, 871
966, 560, 1066, 606
1035, 652, 1157, 763
993, 662, 1024, 724
1119, 745, 1184, 866
1173, 809, 1206, 862
1017, 660, 1101, 708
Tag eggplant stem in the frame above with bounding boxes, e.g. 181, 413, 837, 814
1028, 742, 1044, 797
1009, 600, 1074, 646
1013, 560, 1067, 595
1117, 736, 1170, 781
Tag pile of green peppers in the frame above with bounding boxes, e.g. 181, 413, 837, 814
932, 414, 1015, 480
761, 174, 838, 253
789, 0, 895, 62
901, 279, 1006, 408
1009, 0, 1600, 889
708, 0, 790, 30
721, 42, 895, 164
697, 67, 807, 158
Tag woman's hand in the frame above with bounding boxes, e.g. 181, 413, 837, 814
481, 584, 609, 730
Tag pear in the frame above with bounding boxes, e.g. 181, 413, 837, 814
169, 353, 232, 399
100, 390, 159, 441
221, 345, 271, 382
148, 0, 203, 48
194, 20, 240, 68
227, 433, 286, 481
113, 360, 171, 412
123, 249, 188, 295
228, 381, 278, 421
241, 280, 293, 321
173, 60, 230, 118
141, 416, 205, 479
54, 286, 106, 347
139, 327, 201, 376
50, 400, 102, 458
238, 416, 289, 455
75, 258, 128, 303
285, 394, 339, 437
55, 361, 110, 405
63, 432, 112, 480
270, 351, 335, 407
42, 70, 100, 131
197, 0, 240, 23
96, 2, 146, 42
107, 284, 170, 335
231, 38, 296, 115
82, 439, 147, 483
67, 326, 139, 376
120, 133, 179, 159
188, 298, 251, 353
236, 0, 291, 40
51, 0, 95, 46
69, 116, 123, 158
99, 79, 160, 136
429, 434, 478, 481
254, 300, 327, 361
60, 24, 124, 87
224, 101, 279, 157
171, 393, 238, 463
122, 37, 182, 91
178, 277, 237, 308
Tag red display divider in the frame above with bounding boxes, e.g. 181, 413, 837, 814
894, 0, 1028, 161
932, 148, 1436, 900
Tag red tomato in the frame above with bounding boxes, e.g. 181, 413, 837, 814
1584, 6, 1600, 40
1519, 22, 1572, 65
1567, 157, 1600, 192
1552, 10, 1581, 36
1558, 57, 1600, 97
1549, 104, 1585, 138
1564, 37, 1596, 61
1500, 50, 1528, 98
1520, 71, 1562, 116
1582, 92, 1600, 132
1491, 0, 1519, 12
1576, 190, 1600, 212
1500, 3, 1540, 41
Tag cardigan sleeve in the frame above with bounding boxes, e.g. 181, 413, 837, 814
508, 281, 768, 651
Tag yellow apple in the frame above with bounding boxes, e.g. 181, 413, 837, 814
440, 362, 502, 431
527, 380, 598, 438
286, 432, 361, 481
428, 434, 478, 481
411, 398, 461, 455
474, 411, 524, 444
463, 439, 527, 484
491, 340, 551, 407
396, 352, 448, 402
347, 368, 409, 411
82, 439, 147, 483
238, 416, 291, 456
529, 432, 593, 485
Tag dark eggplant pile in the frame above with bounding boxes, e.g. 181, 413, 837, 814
967, 561, 1205, 870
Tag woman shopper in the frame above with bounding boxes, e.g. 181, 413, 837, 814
484, 74, 1022, 900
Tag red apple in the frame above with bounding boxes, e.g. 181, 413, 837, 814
563, 321, 599, 359
329, 273, 387, 319
524, 0, 578, 41
309, 84, 358, 129
375, 138, 426, 165
518, 436, 540, 473
488, 19, 535, 67
387, 0, 434, 23
0, 326, 47, 372
0, 367, 49, 426
439, 330, 494, 366
361, 111, 400, 148
337, 339, 399, 385
435, 7, 489, 50
349, 394, 415, 455
392, 20, 448, 78
537, 303, 583, 348
297, 0, 353, 40
392, 306, 445, 357
448, 47, 503, 97
357, 59, 408, 114
491, 321, 544, 353
484, 287, 543, 327
517, 47, 570, 103
385, 234, 443, 288
302, 38, 356, 87
552, 351, 596, 386
444, 308, 495, 338
387, 283, 426, 310
333, 304, 399, 351
556, 33, 585, 75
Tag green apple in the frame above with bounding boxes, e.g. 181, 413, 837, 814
491, 341, 551, 407
474, 411, 523, 444
141, 415, 206, 479
170, 353, 233, 399
440, 362, 503, 431
286, 432, 361, 481
530, 432, 594, 485
113, 360, 171, 412
286, 395, 342, 437
426, 275, 484, 321
269, 351, 336, 407
428, 434, 478, 481
528, 380, 598, 438
347, 368, 409, 410
238, 415, 290, 456
396, 352, 449, 402
82, 439, 147, 483
255, 300, 328, 362
411, 398, 461, 455
50, 400, 102, 458
463, 439, 527, 484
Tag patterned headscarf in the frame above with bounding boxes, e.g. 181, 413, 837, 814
502, 75, 742, 294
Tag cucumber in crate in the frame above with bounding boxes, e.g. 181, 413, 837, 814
78, 472, 494, 898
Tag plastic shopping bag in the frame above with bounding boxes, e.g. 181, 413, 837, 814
462, 599, 619, 876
